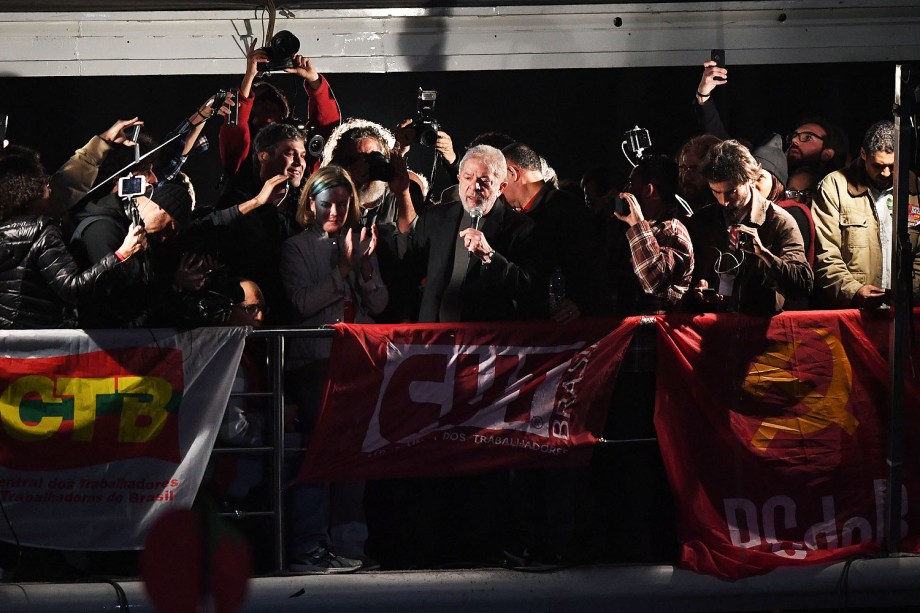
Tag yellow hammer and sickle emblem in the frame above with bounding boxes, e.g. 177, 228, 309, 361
742, 328, 857, 450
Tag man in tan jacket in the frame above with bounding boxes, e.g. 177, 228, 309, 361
812, 120, 920, 308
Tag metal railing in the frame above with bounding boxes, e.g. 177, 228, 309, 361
205, 325, 662, 575
211, 327, 334, 575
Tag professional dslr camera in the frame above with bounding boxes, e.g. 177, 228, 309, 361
408, 88, 440, 147
365, 150, 394, 182
257, 30, 300, 72
283, 117, 325, 159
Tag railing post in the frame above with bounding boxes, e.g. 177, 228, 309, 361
271, 333, 286, 574
886, 63, 915, 555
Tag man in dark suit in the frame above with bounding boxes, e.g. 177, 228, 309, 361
501, 142, 602, 321
399, 144, 535, 323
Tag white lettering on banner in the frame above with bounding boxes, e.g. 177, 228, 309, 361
361, 342, 586, 453
722, 479, 908, 558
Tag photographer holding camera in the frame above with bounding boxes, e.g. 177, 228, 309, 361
687, 139, 812, 315
219, 37, 341, 190
606, 155, 695, 315
323, 119, 419, 322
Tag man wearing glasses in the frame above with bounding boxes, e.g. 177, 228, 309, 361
695, 61, 848, 177
811, 120, 920, 308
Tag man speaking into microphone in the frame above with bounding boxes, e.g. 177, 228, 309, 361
397, 144, 536, 322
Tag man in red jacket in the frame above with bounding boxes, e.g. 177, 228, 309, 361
219, 39, 340, 186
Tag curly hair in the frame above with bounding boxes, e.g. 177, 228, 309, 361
0, 148, 48, 221
861, 120, 894, 155
322, 118, 396, 168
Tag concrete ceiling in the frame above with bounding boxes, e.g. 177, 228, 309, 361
1, 1, 918, 76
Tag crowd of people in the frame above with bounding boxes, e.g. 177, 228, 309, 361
1, 46, 918, 575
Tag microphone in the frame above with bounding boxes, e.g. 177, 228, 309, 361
467, 206, 484, 257
469, 206, 483, 231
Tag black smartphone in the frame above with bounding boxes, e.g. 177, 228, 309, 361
701, 287, 717, 297
614, 195, 630, 216
711, 49, 726, 81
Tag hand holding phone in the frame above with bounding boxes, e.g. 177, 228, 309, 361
711, 49, 726, 81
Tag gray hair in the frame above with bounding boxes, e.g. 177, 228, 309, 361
321, 118, 396, 168
459, 144, 507, 183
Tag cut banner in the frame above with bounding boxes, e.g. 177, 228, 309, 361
299, 318, 641, 481
0, 327, 248, 550
654, 310, 920, 580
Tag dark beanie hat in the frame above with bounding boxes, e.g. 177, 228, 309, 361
149, 183, 192, 228
753, 133, 788, 186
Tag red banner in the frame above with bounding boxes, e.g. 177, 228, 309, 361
299, 318, 640, 481
654, 309, 920, 580
0, 347, 183, 470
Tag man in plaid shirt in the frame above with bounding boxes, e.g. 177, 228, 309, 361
610, 154, 694, 315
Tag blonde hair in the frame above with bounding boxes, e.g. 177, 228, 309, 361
296, 165, 360, 230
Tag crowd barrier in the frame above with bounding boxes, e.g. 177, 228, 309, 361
0, 310, 917, 579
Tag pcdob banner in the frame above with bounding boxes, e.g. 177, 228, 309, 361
0, 327, 248, 550
655, 310, 920, 580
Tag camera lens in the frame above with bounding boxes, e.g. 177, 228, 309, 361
307, 134, 325, 158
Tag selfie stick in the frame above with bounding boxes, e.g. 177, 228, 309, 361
82, 129, 187, 201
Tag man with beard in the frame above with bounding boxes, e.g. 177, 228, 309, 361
323, 120, 418, 321
694, 60, 848, 181
211, 122, 306, 321
399, 144, 535, 322
676, 134, 721, 213
812, 120, 920, 308
385, 144, 535, 568
687, 139, 812, 315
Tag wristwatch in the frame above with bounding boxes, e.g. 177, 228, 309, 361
482, 249, 496, 265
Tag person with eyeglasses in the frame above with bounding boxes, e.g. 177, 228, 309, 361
685, 139, 812, 315
811, 120, 920, 309
693, 58, 848, 180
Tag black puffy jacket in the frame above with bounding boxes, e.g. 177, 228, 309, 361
0, 215, 120, 329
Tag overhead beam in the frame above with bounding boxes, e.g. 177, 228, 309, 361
0, 1, 918, 77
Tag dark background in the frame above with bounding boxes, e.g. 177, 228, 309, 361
0, 60, 897, 205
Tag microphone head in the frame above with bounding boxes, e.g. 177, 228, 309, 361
469, 206, 483, 220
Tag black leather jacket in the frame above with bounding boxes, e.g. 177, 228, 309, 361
0, 215, 120, 329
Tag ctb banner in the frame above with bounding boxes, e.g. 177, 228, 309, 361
0, 327, 248, 550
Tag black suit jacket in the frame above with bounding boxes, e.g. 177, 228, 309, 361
401, 199, 536, 323
523, 183, 604, 318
